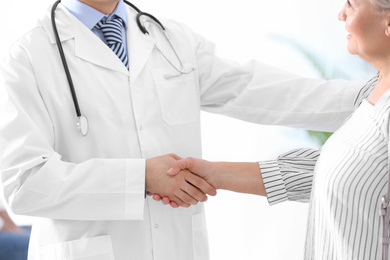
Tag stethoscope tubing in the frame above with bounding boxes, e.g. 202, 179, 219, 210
51, 0, 82, 118
51, 0, 168, 122
51, 0, 195, 136
122, 0, 166, 34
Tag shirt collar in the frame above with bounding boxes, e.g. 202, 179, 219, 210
61, 0, 128, 30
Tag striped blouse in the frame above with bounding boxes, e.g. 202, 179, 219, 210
260, 75, 390, 259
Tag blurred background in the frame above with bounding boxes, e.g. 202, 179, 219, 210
0, 0, 377, 259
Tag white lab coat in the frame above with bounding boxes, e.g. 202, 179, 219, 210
0, 3, 361, 260
0, 189, 5, 231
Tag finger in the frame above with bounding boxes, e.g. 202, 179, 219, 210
173, 195, 191, 208
167, 158, 193, 176
146, 191, 153, 196
162, 196, 171, 205
182, 182, 208, 202
176, 190, 198, 206
184, 171, 217, 196
153, 194, 162, 201
170, 201, 179, 208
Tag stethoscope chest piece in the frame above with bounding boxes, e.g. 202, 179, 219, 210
77, 115, 89, 136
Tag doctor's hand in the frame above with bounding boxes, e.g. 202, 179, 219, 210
145, 154, 217, 208
152, 158, 220, 208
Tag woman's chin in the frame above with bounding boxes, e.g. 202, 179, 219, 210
346, 45, 358, 56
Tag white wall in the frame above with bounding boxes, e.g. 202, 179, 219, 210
0, 0, 376, 259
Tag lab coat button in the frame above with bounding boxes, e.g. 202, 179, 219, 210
139, 125, 143, 131
155, 224, 159, 229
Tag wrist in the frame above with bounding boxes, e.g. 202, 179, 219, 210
145, 159, 150, 191
217, 162, 265, 195
213, 162, 236, 190
144, 158, 154, 192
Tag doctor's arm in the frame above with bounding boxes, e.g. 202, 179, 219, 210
181, 21, 363, 132
0, 43, 215, 220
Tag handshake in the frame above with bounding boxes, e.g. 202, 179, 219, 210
145, 153, 265, 208
145, 154, 219, 208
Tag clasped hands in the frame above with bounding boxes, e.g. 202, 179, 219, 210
145, 154, 217, 208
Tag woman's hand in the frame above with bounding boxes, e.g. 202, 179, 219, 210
145, 154, 217, 207
148, 158, 266, 207
149, 158, 219, 208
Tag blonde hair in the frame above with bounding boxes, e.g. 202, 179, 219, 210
372, 0, 390, 12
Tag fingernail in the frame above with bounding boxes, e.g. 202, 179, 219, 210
167, 168, 173, 173
212, 191, 217, 196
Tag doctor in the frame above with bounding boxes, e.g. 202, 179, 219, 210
0, 0, 361, 259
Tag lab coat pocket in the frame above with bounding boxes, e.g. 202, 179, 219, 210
152, 67, 200, 126
192, 212, 210, 260
39, 235, 115, 260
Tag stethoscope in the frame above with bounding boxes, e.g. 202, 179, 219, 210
51, 0, 196, 136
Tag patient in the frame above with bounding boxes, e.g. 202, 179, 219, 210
154, 0, 390, 259
0, 197, 30, 260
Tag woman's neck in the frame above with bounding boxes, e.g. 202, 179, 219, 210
367, 72, 390, 105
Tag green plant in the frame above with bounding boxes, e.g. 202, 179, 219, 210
270, 34, 348, 145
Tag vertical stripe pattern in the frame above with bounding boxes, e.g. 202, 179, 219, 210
95, 18, 128, 67
259, 75, 388, 259
304, 90, 389, 259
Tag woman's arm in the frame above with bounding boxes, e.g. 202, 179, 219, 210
168, 159, 266, 196
161, 148, 320, 207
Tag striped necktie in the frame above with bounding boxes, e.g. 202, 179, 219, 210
95, 17, 128, 67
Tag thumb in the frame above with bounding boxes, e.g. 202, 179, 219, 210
167, 158, 192, 176
168, 153, 183, 160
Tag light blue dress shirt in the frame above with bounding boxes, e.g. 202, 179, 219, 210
61, 0, 129, 61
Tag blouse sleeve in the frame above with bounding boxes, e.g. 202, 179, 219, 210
259, 148, 321, 205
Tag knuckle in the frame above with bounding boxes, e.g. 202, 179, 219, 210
187, 157, 195, 164
192, 189, 202, 199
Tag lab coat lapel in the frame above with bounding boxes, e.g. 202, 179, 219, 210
43, 4, 129, 76
40, 4, 75, 45
74, 25, 129, 75
126, 8, 155, 83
